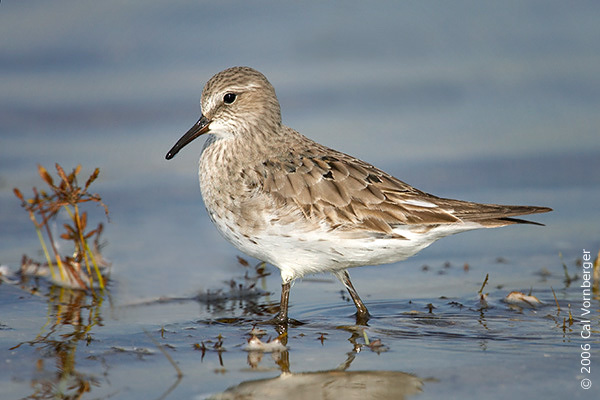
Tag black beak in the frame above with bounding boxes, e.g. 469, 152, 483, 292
165, 115, 211, 160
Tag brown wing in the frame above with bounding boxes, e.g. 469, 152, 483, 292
246, 137, 551, 236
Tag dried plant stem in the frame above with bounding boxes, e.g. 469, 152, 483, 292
74, 204, 104, 289
478, 273, 489, 295
35, 225, 56, 280
62, 204, 105, 289
39, 207, 68, 282
362, 329, 370, 345
550, 286, 560, 312
84, 240, 104, 289
65, 205, 92, 283
44, 223, 67, 282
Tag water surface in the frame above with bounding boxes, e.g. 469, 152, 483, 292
1, 1, 599, 399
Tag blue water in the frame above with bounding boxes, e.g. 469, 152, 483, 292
1, 1, 599, 399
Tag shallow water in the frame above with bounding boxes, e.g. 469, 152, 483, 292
0, 254, 596, 399
1, 1, 599, 399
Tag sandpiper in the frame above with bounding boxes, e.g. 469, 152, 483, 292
166, 66, 551, 324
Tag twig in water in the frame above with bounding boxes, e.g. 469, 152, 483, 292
551, 286, 561, 312
478, 273, 489, 295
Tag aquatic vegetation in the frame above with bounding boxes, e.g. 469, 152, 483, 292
13, 164, 110, 290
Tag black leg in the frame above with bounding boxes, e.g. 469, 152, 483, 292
338, 270, 370, 324
269, 281, 290, 325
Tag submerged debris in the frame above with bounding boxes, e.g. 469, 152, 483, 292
20, 251, 111, 290
110, 346, 156, 358
194, 283, 268, 304
244, 335, 287, 352
0, 265, 18, 284
360, 329, 389, 353
478, 293, 489, 308
504, 291, 542, 308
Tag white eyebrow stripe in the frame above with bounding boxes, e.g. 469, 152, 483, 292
226, 83, 261, 92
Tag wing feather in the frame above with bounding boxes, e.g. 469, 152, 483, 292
243, 133, 550, 235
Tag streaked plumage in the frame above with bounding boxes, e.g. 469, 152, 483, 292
166, 66, 551, 324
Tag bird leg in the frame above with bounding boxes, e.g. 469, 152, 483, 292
338, 270, 370, 324
269, 281, 291, 325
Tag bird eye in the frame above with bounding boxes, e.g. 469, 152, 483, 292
223, 93, 236, 104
